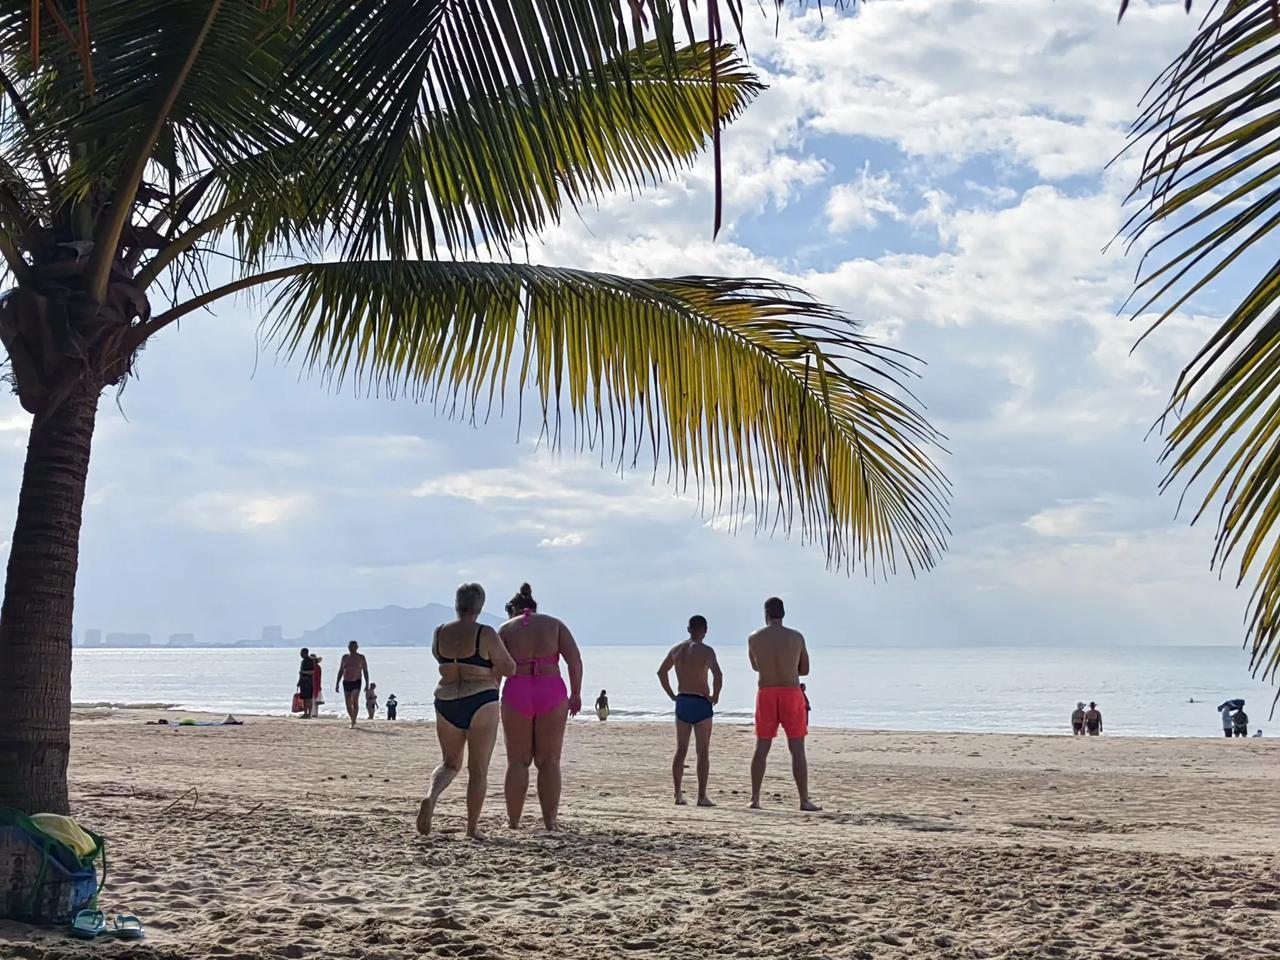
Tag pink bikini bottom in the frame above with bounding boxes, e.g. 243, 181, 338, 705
503, 675, 568, 719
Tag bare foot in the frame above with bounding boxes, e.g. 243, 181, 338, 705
800, 799, 822, 812
507, 818, 520, 830
749, 799, 761, 809
416, 797, 434, 835
543, 820, 560, 832
466, 828, 485, 841
674, 792, 687, 806
697, 796, 715, 807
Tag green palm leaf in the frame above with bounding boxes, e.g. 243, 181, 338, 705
205, 38, 762, 268
244, 260, 947, 575
1122, 0, 1280, 697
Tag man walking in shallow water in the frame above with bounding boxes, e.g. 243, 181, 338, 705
336, 641, 369, 729
748, 597, 820, 811
657, 615, 723, 806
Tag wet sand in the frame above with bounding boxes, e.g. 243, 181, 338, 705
3, 710, 1279, 959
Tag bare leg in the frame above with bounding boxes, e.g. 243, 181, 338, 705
420, 715, 466, 835
533, 701, 570, 831
694, 719, 714, 806
303, 698, 313, 719
367, 705, 375, 720
672, 720, 692, 804
787, 736, 821, 810
501, 702, 534, 829
464, 703, 501, 838
345, 689, 359, 727
749, 737, 771, 808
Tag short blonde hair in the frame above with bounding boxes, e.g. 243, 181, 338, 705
455, 582, 486, 616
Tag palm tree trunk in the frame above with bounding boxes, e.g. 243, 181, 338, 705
0, 382, 100, 815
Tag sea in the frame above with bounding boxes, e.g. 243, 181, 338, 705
70, 644, 1275, 738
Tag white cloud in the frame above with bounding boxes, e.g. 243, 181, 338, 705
538, 532, 585, 548
757, 0, 1196, 180
825, 164, 901, 232
175, 492, 311, 532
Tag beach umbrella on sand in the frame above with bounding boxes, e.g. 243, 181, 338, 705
1217, 699, 1245, 711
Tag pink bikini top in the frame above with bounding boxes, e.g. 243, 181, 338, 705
513, 653, 560, 677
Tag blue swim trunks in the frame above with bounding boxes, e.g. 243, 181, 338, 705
674, 693, 714, 725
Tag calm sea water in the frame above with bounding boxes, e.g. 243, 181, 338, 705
69, 644, 1275, 737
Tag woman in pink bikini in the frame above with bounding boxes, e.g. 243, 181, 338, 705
499, 583, 583, 831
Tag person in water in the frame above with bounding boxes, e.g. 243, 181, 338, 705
595, 690, 610, 720
1232, 706, 1250, 737
657, 614, 723, 807
336, 641, 370, 729
1220, 701, 1236, 738
297, 648, 316, 719
1071, 702, 1085, 736
499, 583, 584, 831
1084, 702, 1103, 736
365, 683, 378, 720
749, 597, 820, 811
385, 694, 398, 720
419, 582, 515, 839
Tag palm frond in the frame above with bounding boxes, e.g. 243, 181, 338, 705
210, 38, 762, 267
260, 260, 949, 575
1122, 0, 1280, 697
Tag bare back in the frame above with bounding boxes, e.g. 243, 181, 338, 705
499, 612, 567, 676
670, 641, 718, 698
434, 620, 511, 700
748, 623, 807, 688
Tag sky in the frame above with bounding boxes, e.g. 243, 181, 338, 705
0, 0, 1262, 660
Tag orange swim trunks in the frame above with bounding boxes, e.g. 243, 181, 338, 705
755, 686, 808, 739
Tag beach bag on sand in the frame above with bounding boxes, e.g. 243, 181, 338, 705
0, 808, 104, 924
291, 693, 305, 714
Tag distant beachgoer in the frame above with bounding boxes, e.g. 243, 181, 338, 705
748, 597, 820, 811
386, 694, 398, 720
1254, 729, 1263, 738
657, 615, 723, 807
595, 690, 610, 721
1220, 702, 1235, 738
499, 583, 583, 831
297, 648, 316, 719
1232, 707, 1249, 738
312, 655, 324, 713
418, 582, 516, 839
1071, 702, 1085, 736
1084, 702, 1102, 736
336, 641, 369, 729
365, 683, 378, 720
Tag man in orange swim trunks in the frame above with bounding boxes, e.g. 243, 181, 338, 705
748, 597, 820, 811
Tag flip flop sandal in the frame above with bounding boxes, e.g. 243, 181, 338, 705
107, 914, 145, 940
68, 909, 105, 939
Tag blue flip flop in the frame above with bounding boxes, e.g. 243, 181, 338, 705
68, 909, 105, 939
107, 914, 145, 940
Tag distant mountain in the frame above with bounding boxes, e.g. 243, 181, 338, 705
282, 603, 503, 648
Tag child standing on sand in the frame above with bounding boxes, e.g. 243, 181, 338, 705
385, 694, 398, 720
365, 683, 378, 720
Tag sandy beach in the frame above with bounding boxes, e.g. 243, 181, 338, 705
3, 710, 1279, 959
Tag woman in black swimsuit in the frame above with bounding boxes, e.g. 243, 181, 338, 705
418, 583, 515, 839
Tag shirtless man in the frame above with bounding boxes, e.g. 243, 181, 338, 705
336, 641, 370, 728
657, 615, 723, 807
748, 597, 820, 811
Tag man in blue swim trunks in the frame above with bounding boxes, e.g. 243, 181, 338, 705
657, 616, 723, 807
